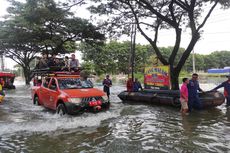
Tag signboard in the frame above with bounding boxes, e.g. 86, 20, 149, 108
144, 65, 171, 90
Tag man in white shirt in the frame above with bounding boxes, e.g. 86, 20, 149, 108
69, 54, 79, 72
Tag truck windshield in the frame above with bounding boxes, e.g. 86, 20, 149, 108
58, 78, 93, 89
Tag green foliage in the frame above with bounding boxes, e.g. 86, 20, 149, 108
182, 51, 230, 72
81, 61, 95, 73
80, 41, 230, 76
134, 72, 144, 84
79, 41, 150, 75
204, 51, 230, 70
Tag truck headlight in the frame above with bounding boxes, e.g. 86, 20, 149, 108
68, 98, 82, 103
102, 95, 108, 101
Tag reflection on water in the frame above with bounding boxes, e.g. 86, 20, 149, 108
0, 82, 229, 153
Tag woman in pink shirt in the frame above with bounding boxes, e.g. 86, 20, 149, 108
180, 78, 189, 114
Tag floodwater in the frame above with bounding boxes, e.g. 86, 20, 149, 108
0, 79, 230, 153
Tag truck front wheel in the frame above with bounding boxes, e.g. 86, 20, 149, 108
56, 103, 67, 116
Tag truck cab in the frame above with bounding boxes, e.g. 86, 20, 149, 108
31, 72, 109, 115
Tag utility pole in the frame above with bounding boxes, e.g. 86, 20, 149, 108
192, 49, 196, 73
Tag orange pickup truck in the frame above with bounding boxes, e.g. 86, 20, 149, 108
31, 72, 110, 115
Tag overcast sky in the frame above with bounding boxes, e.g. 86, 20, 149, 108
1, 0, 230, 69
74, 2, 230, 54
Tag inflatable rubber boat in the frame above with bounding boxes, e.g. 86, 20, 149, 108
118, 90, 225, 108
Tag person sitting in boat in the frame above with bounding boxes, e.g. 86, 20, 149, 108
126, 78, 133, 92
211, 74, 230, 107
69, 54, 80, 72
187, 73, 204, 111
180, 78, 189, 114
133, 78, 143, 92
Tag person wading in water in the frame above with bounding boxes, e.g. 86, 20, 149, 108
211, 74, 230, 107
102, 75, 112, 100
187, 73, 204, 112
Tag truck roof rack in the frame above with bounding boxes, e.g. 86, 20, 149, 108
31, 67, 81, 77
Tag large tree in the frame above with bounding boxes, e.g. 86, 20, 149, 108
89, 0, 229, 89
0, 0, 104, 84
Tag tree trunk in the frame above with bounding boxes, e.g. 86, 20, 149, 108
170, 67, 180, 90
22, 66, 31, 85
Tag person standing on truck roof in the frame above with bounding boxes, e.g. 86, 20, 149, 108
103, 75, 112, 100
211, 74, 230, 107
69, 54, 79, 72
187, 73, 204, 112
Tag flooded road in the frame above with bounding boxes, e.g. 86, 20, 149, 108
0, 81, 230, 153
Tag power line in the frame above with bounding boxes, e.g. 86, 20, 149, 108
203, 32, 230, 35
206, 18, 230, 23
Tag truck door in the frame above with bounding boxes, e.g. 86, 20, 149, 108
47, 78, 59, 110
40, 77, 51, 106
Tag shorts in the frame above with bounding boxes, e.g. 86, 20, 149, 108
180, 98, 188, 110
103, 86, 110, 96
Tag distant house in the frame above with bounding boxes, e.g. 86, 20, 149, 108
208, 67, 230, 74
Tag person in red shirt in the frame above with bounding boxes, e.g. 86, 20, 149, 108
126, 78, 133, 92
180, 78, 189, 114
